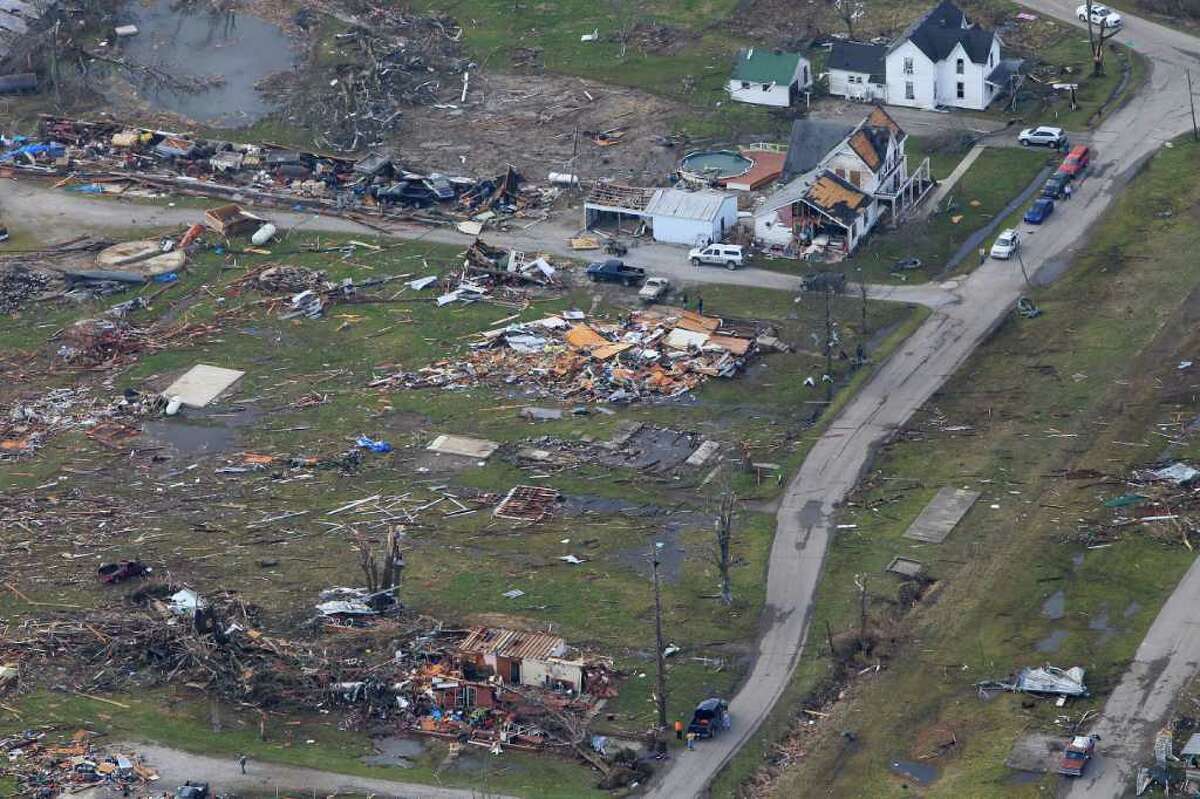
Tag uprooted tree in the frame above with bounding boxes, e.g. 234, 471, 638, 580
829, 0, 868, 39
1083, 0, 1122, 76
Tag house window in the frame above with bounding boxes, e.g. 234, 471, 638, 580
835, 167, 846, 178
903, 57, 914, 75
905, 81, 915, 100
849, 170, 862, 187
956, 82, 965, 99
956, 58, 964, 75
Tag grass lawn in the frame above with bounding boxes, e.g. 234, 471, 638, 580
0, 228, 921, 794
740, 134, 1200, 797
753, 144, 1050, 283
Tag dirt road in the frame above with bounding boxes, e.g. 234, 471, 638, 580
123, 741, 516, 799
645, 2, 1200, 797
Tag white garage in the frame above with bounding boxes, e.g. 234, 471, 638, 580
584, 184, 738, 247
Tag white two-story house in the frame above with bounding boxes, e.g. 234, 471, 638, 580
754, 106, 932, 257
829, 1, 1018, 111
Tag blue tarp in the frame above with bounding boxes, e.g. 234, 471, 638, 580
0, 141, 65, 163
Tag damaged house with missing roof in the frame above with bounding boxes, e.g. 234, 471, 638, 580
754, 106, 932, 259
827, 1, 1022, 111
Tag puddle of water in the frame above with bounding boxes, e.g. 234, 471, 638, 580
1036, 629, 1068, 653
1088, 607, 1112, 632
1041, 589, 1066, 620
142, 419, 237, 456
118, 0, 297, 125
889, 759, 939, 785
362, 736, 427, 768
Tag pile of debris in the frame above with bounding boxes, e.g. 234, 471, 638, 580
1, 386, 162, 459
1, 730, 159, 798
371, 308, 770, 403
1079, 461, 1200, 547
3, 117, 552, 230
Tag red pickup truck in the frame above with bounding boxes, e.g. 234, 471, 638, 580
1059, 735, 1097, 777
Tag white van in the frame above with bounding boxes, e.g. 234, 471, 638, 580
688, 243, 743, 270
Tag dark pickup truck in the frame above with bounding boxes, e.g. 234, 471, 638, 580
586, 259, 646, 286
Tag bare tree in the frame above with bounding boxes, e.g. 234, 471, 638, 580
1082, 0, 1122, 76
830, 0, 867, 39
713, 491, 735, 606
608, 0, 647, 61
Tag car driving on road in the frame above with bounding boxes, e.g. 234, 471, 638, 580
990, 228, 1021, 260
1019, 126, 1067, 148
1077, 3, 1122, 29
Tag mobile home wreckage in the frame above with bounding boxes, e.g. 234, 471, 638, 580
754, 105, 932, 259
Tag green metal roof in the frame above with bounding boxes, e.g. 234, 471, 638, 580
731, 48, 802, 85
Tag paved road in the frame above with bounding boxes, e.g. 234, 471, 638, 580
120, 741, 514, 799
644, 2, 1200, 797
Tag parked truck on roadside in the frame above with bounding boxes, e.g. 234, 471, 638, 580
586, 259, 646, 286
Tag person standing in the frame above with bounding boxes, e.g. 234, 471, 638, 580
674, 720, 684, 740
238, 754, 248, 774
686, 731, 697, 751
697, 296, 704, 315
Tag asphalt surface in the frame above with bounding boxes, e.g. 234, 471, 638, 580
645, 2, 1200, 797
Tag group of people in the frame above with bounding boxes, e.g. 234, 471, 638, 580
672, 714, 732, 750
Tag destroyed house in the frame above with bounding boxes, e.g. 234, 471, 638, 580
757, 106, 931, 256
456, 626, 586, 692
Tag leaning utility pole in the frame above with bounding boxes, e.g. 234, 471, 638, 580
651, 543, 668, 731
1189, 70, 1198, 142
824, 286, 835, 404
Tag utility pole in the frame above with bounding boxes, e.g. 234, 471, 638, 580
824, 286, 835, 404
1016, 248, 1031, 289
651, 542, 668, 732
1189, 70, 1198, 142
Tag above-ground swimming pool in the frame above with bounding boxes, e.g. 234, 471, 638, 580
679, 150, 754, 180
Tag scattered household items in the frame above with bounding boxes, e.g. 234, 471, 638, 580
1058, 735, 1098, 777
1, 731, 159, 797
978, 665, 1088, 698
688, 698, 730, 739
160, 364, 245, 408
904, 487, 981, 544
1016, 296, 1042, 318
371, 308, 769, 404
204, 204, 265, 237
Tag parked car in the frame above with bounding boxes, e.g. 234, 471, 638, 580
1018, 126, 1067, 148
990, 228, 1021, 260
1077, 3, 1122, 29
688, 697, 729, 739
1024, 198, 1055, 225
1059, 144, 1091, 178
638, 276, 670, 303
1041, 172, 1071, 199
97, 561, 151, 584
1058, 735, 1098, 777
688, 243, 744, 270
801, 271, 847, 294
586, 258, 646, 286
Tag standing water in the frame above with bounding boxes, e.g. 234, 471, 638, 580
118, 0, 297, 126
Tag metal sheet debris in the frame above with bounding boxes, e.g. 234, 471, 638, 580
885, 556, 924, 578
